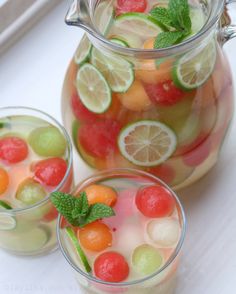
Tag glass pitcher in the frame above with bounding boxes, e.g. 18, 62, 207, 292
61, 0, 235, 190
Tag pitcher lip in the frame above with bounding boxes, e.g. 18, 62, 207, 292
86, 0, 224, 58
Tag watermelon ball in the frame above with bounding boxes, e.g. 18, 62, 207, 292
132, 244, 163, 275
94, 252, 129, 282
144, 80, 185, 106
71, 93, 98, 123
0, 136, 28, 164
116, 0, 147, 15
16, 178, 46, 205
33, 157, 67, 187
135, 185, 175, 218
147, 218, 180, 247
29, 126, 66, 157
78, 119, 121, 159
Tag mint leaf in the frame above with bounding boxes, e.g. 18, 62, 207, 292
50, 191, 115, 228
168, 0, 191, 32
50, 192, 78, 226
72, 192, 89, 218
150, 7, 172, 28
154, 31, 184, 49
80, 203, 115, 227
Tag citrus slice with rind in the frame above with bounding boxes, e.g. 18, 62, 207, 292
94, 0, 114, 35
110, 37, 130, 47
173, 41, 217, 90
76, 63, 111, 114
74, 35, 92, 65
0, 214, 16, 230
118, 120, 177, 167
91, 47, 134, 93
114, 13, 163, 42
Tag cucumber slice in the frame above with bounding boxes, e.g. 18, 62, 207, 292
76, 63, 112, 114
91, 47, 134, 93
74, 35, 92, 65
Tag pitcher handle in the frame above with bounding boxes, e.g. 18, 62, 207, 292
220, 0, 236, 44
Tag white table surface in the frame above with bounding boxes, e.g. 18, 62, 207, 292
0, 2, 236, 294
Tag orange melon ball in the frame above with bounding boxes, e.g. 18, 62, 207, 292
84, 184, 117, 207
78, 222, 112, 252
117, 80, 151, 111
0, 167, 9, 195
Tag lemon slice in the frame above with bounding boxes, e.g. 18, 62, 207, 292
74, 35, 92, 65
173, 41, 217, 90
118, 120, 177, 167
91, 47, 134, 93
76, 63, 111, 113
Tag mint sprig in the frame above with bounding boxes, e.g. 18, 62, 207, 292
150, 0, 192, 49
50, 191, 115, 228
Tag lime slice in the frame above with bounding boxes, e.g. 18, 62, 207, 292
0, 214, 16, 230
110, 37, 130, 47
66, 227, 91, 273
113, 13, 163, 46
0, 200, 12, 210
190, 7, 206, 36
118, 120, 177, 167
76, 63, 111, 114
94, 0, 114, 35
173, 41, 217, 90
91, 47, 134, 93
74, 35, 92, 65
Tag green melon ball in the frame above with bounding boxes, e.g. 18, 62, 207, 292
28, 126, 66, 157
132, 244, 163, 276
16, 179, 46, 206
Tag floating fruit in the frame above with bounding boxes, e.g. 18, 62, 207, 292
79, 119, 121, 159
0, 136, 28, 164
132, 244, 163, 275
94, 251, 129, 282
16, 178, 46, 205
146, 218, 180, 247
117, 80, 151, 111
84, 184, 117, 206
29, 126, 66, 157
79, 222, 112, 252
0, 167, 9, 195
33, 157, 67, 187
135, 185, 175, 218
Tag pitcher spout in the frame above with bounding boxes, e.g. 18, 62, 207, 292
65, 0, 95, 34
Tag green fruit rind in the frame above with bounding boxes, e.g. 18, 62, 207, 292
115, 12, 166, 32
110, 38, 130, 47
118, 120, 177, 167
173, 41, 217, 90
66, 226, 92, 273
91, 47, 134, 93
76, 63, 112, 114
74, 35, 92, 65
0, 200, 12, 210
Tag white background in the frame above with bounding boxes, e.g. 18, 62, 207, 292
0, 1, 236, 294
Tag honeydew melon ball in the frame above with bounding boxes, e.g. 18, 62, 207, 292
28, 126, 66, 157
146, 218, 180, 247
132, 244, 163, 276
16, 178, 46, 206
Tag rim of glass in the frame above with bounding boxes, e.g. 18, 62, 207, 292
57, 168, 186, 287
81, 0, 225, 58
0, 106, 73, 214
